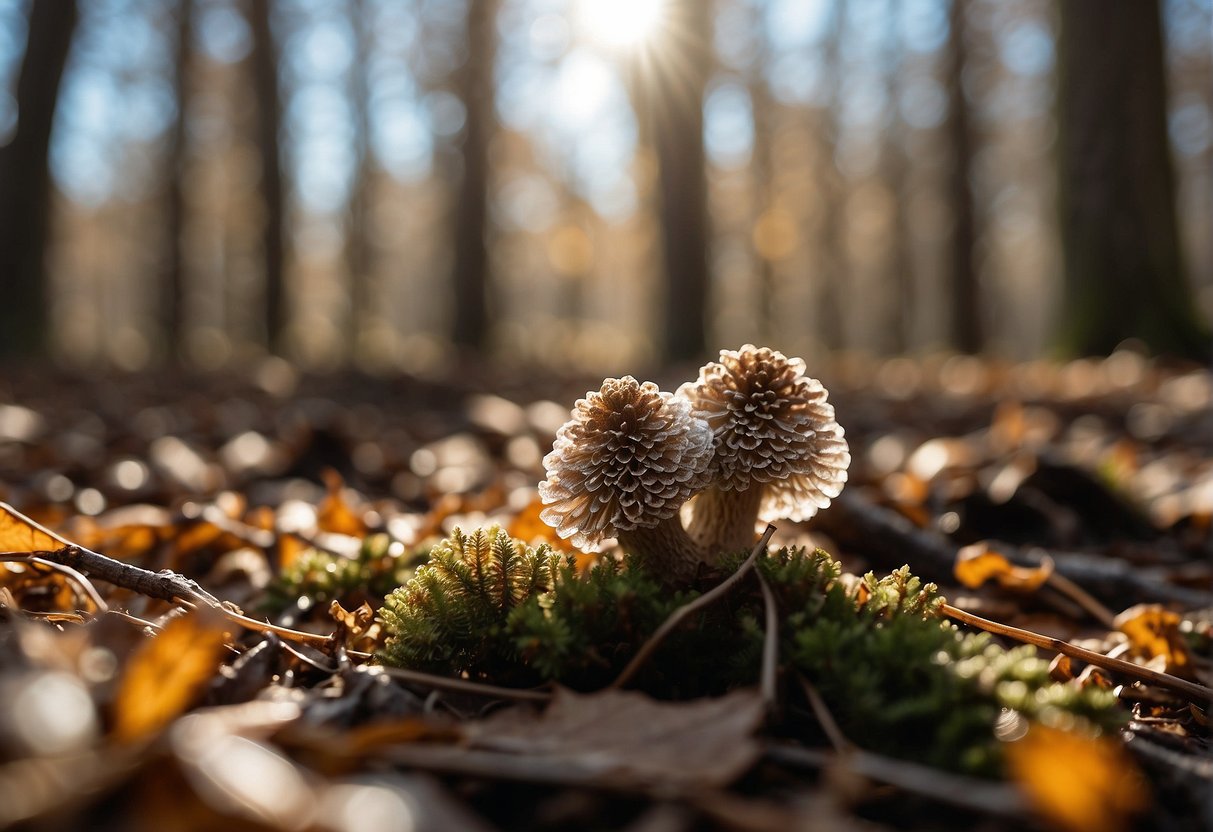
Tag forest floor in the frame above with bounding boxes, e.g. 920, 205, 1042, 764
0, 353, 1209, 832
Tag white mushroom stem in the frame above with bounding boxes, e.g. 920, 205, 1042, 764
615, 514, 709, 584
687, 485, 765, 558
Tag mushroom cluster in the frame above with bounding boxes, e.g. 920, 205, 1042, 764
539, 346, 850, 581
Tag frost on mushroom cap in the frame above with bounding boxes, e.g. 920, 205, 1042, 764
679, 345, 850, 522
539, 376, 714, 550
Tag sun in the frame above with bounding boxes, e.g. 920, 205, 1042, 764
575, 0, 668, 51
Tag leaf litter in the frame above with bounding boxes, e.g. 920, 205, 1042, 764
0, 357, 1209, 831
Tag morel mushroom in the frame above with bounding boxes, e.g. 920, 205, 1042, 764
679, 345, 850, 555
539, 376, 713, 582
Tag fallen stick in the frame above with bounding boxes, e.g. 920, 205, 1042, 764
815, 491, 1212, 609
941, 603, 1213, 703
2, 546, 333, 648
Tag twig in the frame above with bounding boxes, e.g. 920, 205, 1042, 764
611, 525, 777, 690
796, 675, 852, 753
0, 555, 108, 613
815, 491, 1213, 608
766, 744, 1028, 817
1046, 570, 1116, 628
0, 547, 219, 606
373, 665, 553, 703
2, 547, 333, 648
941, 603, 1213, 702
756, 571, 779, 714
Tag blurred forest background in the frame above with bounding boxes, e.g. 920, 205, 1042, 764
0, 0, 1210, 374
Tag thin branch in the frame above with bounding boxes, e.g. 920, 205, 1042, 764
796, 674, 852, 753
766, 743, 1028, 817
0, 555, 108, 613
941, 603, 1213, 702
756, 570, 779, 714
2, 547, 333, 648
374, 664, 553, 703
1046, 570, 1116, 628
611, 525, 777, 690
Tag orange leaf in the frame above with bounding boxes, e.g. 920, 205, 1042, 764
317, 469, 369, 537
954, 543, 1053, 592
0, 502, 75, 553
1005, 724, 1149, 832
507, 496, 578, 553
1113, 604, 1195, 678
111, 609, 229, 743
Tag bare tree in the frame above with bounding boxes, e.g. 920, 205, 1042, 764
880, 0, 914, 353
811, 0, 847, 353
161, 0, 194, 363
1057, 0, 1209, 358
944, 0, 981, 353
0, 0, 79, 360
450, 0, 498, 354
645, 0, 712, 363
345, 0, 374, 361
247, 0, 286, 353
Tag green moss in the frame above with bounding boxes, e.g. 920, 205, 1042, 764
376, 527, 1125, 776
267, 533, 425, 612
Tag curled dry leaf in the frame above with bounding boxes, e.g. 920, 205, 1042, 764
112, 608, 230, 743
1005, 724, 1149, 832
1113, 604, 1195, 679
954, 542, 1053, 592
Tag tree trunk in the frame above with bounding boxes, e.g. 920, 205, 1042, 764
162, 0, 194, 363
450, 0, 498, 354
1057, 0, 1209, 358
0, 0, 79, 361
945, 0, 981, 353
881, 0, 914, 354
812, 0, 846, 353
649, 0, 711, 363
248, 0, 286, 354
345, 0, 373, 363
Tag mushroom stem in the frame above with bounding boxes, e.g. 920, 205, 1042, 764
616, 515, 708, 585
687, 485, 765, 559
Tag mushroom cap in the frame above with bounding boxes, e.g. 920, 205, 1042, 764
678, 345, 850, 522
539, 376, 714, 550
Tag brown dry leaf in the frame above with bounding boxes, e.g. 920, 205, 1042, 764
1113, 604, 1195, 678
0, 502, 75, 553
111, 608, 230, 743
317, 469, 369, 537
1005, 724, 1149, 832
955, 542, 1053, 592
466, 687, 765, 790
329, 599, 382, 652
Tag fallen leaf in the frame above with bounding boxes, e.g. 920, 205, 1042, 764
317, 469, 369, 537
1113, 604, 1195, 678
955, 542, 1053, 592
1005, 724, 1149, 832
466, 687, 765, 790
0, 502, 74, 553
111, 609, 230, 743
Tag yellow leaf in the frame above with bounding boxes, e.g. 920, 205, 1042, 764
954, 542, 1053, 591
1114, 604, 1195, 678
0, 502, 75, 553
1005, 724, 1149, 832
111, 609, 229, 743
